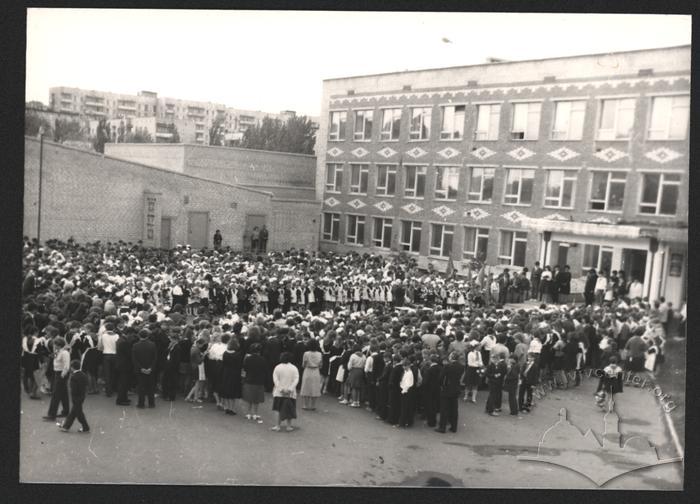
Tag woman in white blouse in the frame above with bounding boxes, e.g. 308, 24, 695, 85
271, 352, 300, 432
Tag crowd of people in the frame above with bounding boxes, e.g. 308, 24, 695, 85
20, 237, 684, 435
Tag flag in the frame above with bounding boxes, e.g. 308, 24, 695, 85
445, 257, 455, 279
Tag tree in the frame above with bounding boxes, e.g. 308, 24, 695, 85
167, 123, 180, 143
91, 118, 111, 153
209, 115, 225, 146
240, 115, 316, 154
25, 110, 52, 138
125, 128, 154, 143
53, 118, 85, 143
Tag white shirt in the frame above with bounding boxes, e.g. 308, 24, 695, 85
595, 277, 608, 291
467, 350, 483, 368
399, 367, 414, 394
528, 338, 543, 354
272, 362, 300, 399
480, 335, 496, 351
99, 331, 119, 354
207, 342, 227, 361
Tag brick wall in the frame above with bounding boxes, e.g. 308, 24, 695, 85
24, 137, 317, 251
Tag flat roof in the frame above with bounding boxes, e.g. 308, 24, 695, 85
107, 142, 317, 159
323, 44, 691, 82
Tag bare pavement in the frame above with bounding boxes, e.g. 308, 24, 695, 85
20, 371, 683, 489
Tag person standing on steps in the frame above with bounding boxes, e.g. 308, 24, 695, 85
259, 225, 269, 253
250, 226, 260, 254
213, 230, 222, 251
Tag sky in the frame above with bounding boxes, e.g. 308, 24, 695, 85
25, 10, 691, 117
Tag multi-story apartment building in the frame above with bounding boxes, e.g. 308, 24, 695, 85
48, 87, 306, 145
315, 45, 689, 306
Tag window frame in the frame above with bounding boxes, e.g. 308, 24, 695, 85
503, 167, 536, 206
596, 98, 636, 141
353, 109, 374, 142
328, 110, 347, 141
588, 170, 627, 212
582, 243, 614, 273
467, 166, 496, 203
463, 226, 489, 261
372, 216, 393, 249
429, 223, 455, 258
474, 103, 501, 141
322, 212, 341, 242
380, 107, 402, 141
345, 214, 366, 246
349, 163, 369, 195
440, 104, 466, 140
647, 94, 690, 141
400, 220, 422, 253
403, 164, 427, 199
325, 163, 343, 193
498, 230, 528, 266
434, 165, 460, 201
375, 163, 397, 197
551, 99, 587, 141
638, 171, 682, 216
409, 106, 432, 141
510, 101, 542, 141
543, 169, 578, 209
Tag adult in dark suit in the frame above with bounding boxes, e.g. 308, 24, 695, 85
162, 332, 182, 401
557, 265, 572, 303
386, 355, 404, 426
531, 262, 543, 300
584, 269, 597, 307
132, 329, 157, 408
422, 354, 442, 428
115, 331, 132, 405
436, 352, 465, 433
263, 332, 282, 392
485, 356, 507, 416
375, 353, 392, 421
518, 353, 539, 412
59, 360, 90, 432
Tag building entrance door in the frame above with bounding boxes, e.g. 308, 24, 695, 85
187, 212, 209, 249
160, 218, 172, 249
557, 244, 569, 268
244, 214, 267, 252
621, 249, 647, 285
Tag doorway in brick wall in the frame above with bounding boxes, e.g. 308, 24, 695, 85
160, 218, 172, 249
187, 211, 209, 249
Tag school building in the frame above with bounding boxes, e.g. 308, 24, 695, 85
315, 45, 689, 306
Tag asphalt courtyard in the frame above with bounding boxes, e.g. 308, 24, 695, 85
20, 372, 683, 489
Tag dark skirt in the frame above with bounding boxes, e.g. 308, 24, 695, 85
629, 356, 646, 372
242, 383, 265, 404
465, 367, 481, 387
21, 353, 39, 372
348, 368, 365, 389
207, 360, 223, 394
272, 396, 297, 421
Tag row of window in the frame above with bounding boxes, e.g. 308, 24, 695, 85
323, 215, 632, 274
322, 214, 530, 266
326, 163, 681, 216
328, 94, 689, 143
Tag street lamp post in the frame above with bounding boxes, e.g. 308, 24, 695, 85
37, 126, 45, 247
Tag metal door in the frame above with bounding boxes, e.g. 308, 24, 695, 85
160, 217, 172, 249
557, 244, 569, 268
187, 212, 209, 249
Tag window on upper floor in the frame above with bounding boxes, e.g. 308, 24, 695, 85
434, 166, 460, 200
380, 108, 401, 141
440, 105, 465, 140
597, 98, 635, 140
349, 164, 369, 194
589, 171, 626, 212
404, 165, 427, 198
409, 107, 432, 140
325, 163, 343, 193
511, 102, 541, 140
467, 167, 495, 203
376, 164, 397, 196
639, 172, 681, 216
353, 110, 373, 141
503, 168, 535, 205
648, 95, 689, 140
329, 111, 347, 141
474, 104, 500, 141
544, 170, 577, 209
551, 100, 586, 140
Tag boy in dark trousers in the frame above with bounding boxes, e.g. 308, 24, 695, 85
59, 360, 90, 433
503, 355, 521, 416
485, 355, 507, 416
